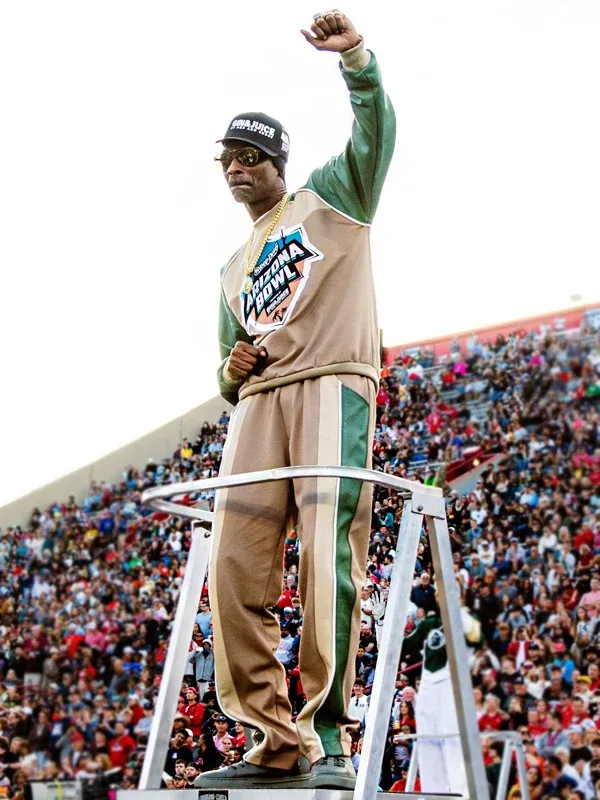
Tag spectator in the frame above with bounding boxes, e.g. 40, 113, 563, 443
478, 695, 507, 732
0, 319, 598, 794
274, 627, 295, 667
410, 573, 436, 613
108, 721, 136, 768
195, 601, 213, 638
541, 754, 578, 796
212, 715, 232, 754
348, 680, 369, 730
164, 731, 193, 776
178, 686, 205, 738
536, 711, 570, 757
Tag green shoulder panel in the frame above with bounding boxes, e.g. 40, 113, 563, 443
303, 52, 396, 225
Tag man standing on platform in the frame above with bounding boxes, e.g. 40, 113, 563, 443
196, 9, 395, 791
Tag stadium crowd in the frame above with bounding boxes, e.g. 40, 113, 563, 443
0, 315, 598, 799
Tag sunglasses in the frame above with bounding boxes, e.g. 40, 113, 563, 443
214, 146, 269, 170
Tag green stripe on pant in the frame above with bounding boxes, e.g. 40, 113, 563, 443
314, 384, 370, 753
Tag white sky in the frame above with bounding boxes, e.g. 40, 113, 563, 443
1, 0, 599, 507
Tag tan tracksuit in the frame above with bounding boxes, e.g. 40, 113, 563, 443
211, 43, 395, 769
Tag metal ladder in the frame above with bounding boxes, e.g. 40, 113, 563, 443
135, 466, 522, 800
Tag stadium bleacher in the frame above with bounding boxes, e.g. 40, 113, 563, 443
0, 314, 598, 797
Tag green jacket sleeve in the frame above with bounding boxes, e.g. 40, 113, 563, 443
217, 286, 253, 406
401, 618, 428, 660
303, 51, 396, 225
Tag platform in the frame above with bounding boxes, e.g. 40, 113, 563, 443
138, 467, 497, 800
119, 791, 460, 800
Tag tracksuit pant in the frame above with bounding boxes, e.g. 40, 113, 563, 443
208, 374, 376, 769
416, 668, 468, 797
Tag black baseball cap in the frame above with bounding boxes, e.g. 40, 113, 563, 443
218, 112, 290, 161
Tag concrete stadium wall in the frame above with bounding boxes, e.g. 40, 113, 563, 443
0, 394, 230, 530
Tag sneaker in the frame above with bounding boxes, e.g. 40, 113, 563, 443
194, 759, 310, 789
306, 755, 356, 789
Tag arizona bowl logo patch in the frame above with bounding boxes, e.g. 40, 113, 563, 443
241, 223, 323, 332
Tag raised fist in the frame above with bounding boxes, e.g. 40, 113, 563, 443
225, 341, 268, 384
301, 10, 361, 53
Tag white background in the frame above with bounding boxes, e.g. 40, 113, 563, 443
1, 0, 599, 505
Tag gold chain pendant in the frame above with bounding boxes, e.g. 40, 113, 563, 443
242, 195, 289, 295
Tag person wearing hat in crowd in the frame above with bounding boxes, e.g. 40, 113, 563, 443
513, 674, 537, 710
347, 679, 369, 732
575, 673, 593, 701
200, 680, 219, 709
410, 572, 436, 613
164, 730, 194, 777
178, 686, 205, 739
211, 715, 233, 755
60, 731, 86, 779
190, 639, 215, 701
199, 8, 395, 792
281, 606, 296, 628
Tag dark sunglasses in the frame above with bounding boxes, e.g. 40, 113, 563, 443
214, 146, 268, 170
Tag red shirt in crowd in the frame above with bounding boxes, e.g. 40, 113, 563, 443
178, 701, 205, 737
390, 777, 421, 793
289, 665, 304, 698
108, 734, 136, 767
65, 634, 84, 659
426, 411, 442, 435
376, 387, 389, 406
507, 641, 531, 660
277, 589, 297, 610
527, 721, 547, 739
561, 705, 589, 728
128, 700, 145, 726
479, 713, 504, 732
574, 528, 594, 550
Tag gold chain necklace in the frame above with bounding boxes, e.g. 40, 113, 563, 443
242, 194, 289, 294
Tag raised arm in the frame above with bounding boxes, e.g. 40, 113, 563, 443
301, 11, 396, 225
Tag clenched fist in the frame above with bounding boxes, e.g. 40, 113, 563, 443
224, 341, 268, 385
301, 10, 361, 53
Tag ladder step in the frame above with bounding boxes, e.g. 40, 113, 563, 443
118, 791, 462, 800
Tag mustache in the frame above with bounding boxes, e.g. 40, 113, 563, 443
229, 179, 253, 188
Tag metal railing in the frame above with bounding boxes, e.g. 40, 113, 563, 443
140, 466, 489, 799
403, 730, 529, 800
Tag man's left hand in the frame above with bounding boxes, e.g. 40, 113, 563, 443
301, 10, 361, 53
